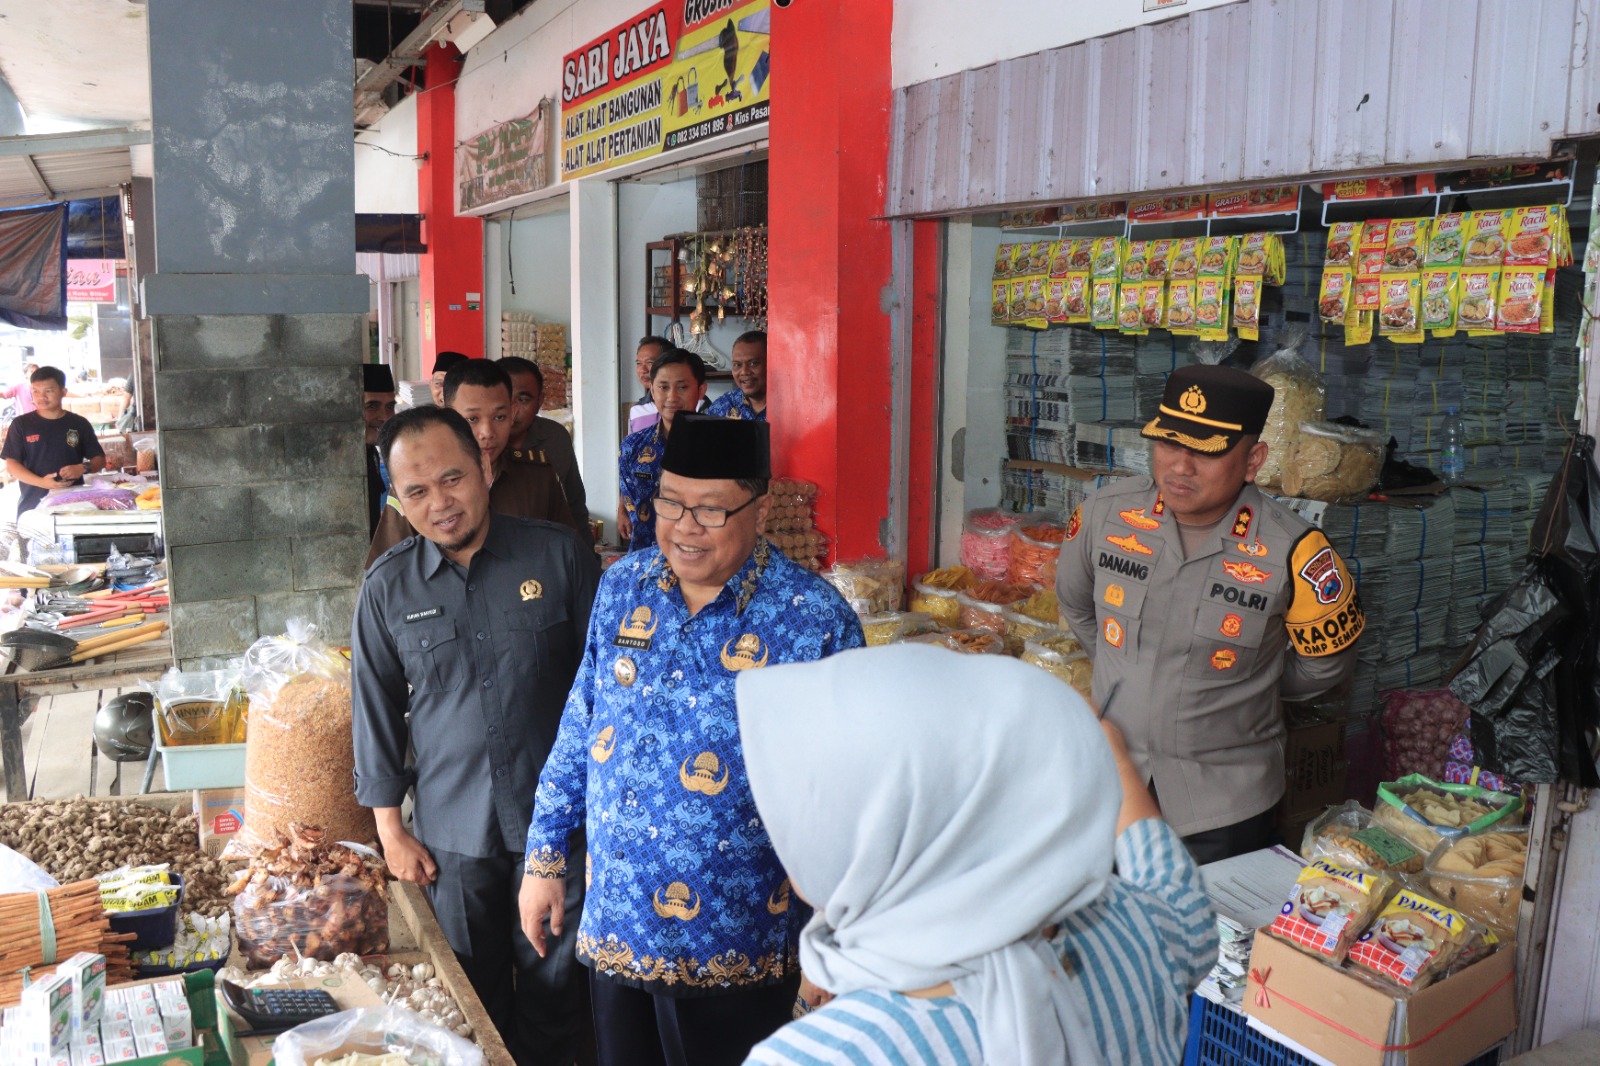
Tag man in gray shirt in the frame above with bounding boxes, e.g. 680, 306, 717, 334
352, 405, 599, 1066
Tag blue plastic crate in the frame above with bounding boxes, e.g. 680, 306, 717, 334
1183, 994, 1502, 1066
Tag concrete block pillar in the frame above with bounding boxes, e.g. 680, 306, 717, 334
144, 0, 371, 665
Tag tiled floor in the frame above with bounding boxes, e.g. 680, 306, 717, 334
12, 686, 168, 801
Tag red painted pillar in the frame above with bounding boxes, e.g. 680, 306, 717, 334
767, 0, 895, 564
416, 43, 484, 368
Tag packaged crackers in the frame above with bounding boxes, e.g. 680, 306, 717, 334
1348, 887, 1475, 990
1268, 858, 1394, 963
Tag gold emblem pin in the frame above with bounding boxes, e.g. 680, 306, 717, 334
719, 633, 769, 672
591, 724, 618, 761
613, 657, 637, 687
1180, 385, 1208, 414
520, 579, 544, 601
653, 881, 702, 921
679, 752, 731, 795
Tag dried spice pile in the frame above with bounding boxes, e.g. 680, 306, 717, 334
229, 823, 388, 966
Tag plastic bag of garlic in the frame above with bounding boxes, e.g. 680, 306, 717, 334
217, 953, 476, 1041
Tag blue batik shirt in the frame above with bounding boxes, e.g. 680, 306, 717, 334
706, 388, 767, 422
618, 421, 665, 553
525, 539, 865, 996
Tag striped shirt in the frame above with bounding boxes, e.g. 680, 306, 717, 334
745, 818, 1217, 1066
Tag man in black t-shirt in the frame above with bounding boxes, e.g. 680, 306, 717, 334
1, 366, 106, 515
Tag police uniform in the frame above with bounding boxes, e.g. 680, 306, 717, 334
1057, 366, 1365, 856
526, 416, 865, 1066
365, 452, 581, 569
353, 512, 599, 1066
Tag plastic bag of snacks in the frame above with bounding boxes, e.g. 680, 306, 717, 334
1382, 689, 1469, 781
1347, 885, 1478, 990
1007, 520, 1067, 588
1425, 828, 1527, 938
1280, 421, 1385, 502
860, 611, 938, 647
225, 620, 375, 859
905, 629, 1006, 655
960, 509, 1018, 582
1020, 636, 1091, 697
956, 581, 1030, 635
1373, 774, 1524, 854
229, 824, 389, 966
1001, 588, 1066, 655
152, 667, 247, 747
823, 559, 905, 616
1267, 858, 1394, 963
1300, 801, 1424, 874
1250, 333, 1325, 492
908, 566, 975, 628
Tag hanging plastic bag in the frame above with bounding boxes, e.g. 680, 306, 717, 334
1249, 329, 1325, 492
1450, 435, 1600, 787
224, 620, 376, 859
270, 1007, 484, 1066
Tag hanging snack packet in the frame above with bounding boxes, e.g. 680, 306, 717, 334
1426, 213, 1467, 268
1464, 210, 1508, 266
1140, 282, 1164, 331
1348, 887, 1475, 990
1542, 273, 1556, 333
1091, 277, 1119, 329
1089, 236, 1123, 279
1233, 276, 1263, 340
1121, 240, 1151, 283
1062, 273, 1091, 323
1378, 275, 1421, 336
1236, 232, 1271, 277
1358, 220, 1390, 277
991, 281, 1010, 326
1420, 269, 1459, 333
1048, 240, 1074, 279
994, 243, 1017, 281
1268, 858, 1394, 962
1496, 266, 1544, 333
1146, 239, 1178, 281
1168, 237, 1201, 281
1345, 306, 1374, 346
1325, 221, 1359, 269
1045, 279, 1070, 325
1383, 218, 1429, 272
1457, 267, 1499, 331
1117, 283, 1147, 334
1196, 278, 1230, 341
1068, 237, 1093, 272
1552, 205, 1574, 267
1503, 206, 1555, 268
1319, 269, 1353, 325
1007, 279, 1029, 326
1027, 240, 1055, 275
1197, 236, 1234, 278
1166, 279, 1199, 333
1010, 242, 1035, 280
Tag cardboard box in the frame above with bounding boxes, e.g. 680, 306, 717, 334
194, 788, 247, 856
1243, 931, 1515, 1066
216, 973, 384, 1066
1283, 716, 1348, 817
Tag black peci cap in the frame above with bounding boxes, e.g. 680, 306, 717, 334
1140, 364, 1275, 455
662, 413, 771, 480
362, 363, 396, 393
433, 351, 469, 376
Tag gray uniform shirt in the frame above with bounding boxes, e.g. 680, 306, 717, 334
352, 512, 600, 857
1057, 477, 1363, 836
519, 416, 588, 533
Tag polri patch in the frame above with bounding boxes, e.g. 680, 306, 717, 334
404, 607, 443, 623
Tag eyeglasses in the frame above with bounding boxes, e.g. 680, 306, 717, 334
652, 494, 760, 528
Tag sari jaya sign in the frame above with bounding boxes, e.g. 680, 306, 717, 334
458, 102, 552, 212
559, 0, 771, 181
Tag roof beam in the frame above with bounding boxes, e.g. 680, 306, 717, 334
0, 127, 151, 159
19, 154, 52, 198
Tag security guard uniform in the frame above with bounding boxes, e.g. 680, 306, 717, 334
1057, 365, 1365, 850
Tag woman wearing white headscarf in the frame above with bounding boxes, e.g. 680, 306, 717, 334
737, 644, 1217, 1066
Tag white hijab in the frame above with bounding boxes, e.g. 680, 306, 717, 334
737, 644, 1117, 1066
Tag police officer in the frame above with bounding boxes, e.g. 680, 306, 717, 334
352, 405, 599, 1066
362, 363, 398, 536
520, 414, 863, 1066
1057, 364, 1365, 864
366, 360, 584, 567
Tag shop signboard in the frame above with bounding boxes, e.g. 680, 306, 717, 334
66, 258, 117, 303
458, 102, 552, 212
559, 0, 771, 181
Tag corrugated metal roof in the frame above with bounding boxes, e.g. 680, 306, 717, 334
0, 145, 130, 209
890, 0, 1600, 217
